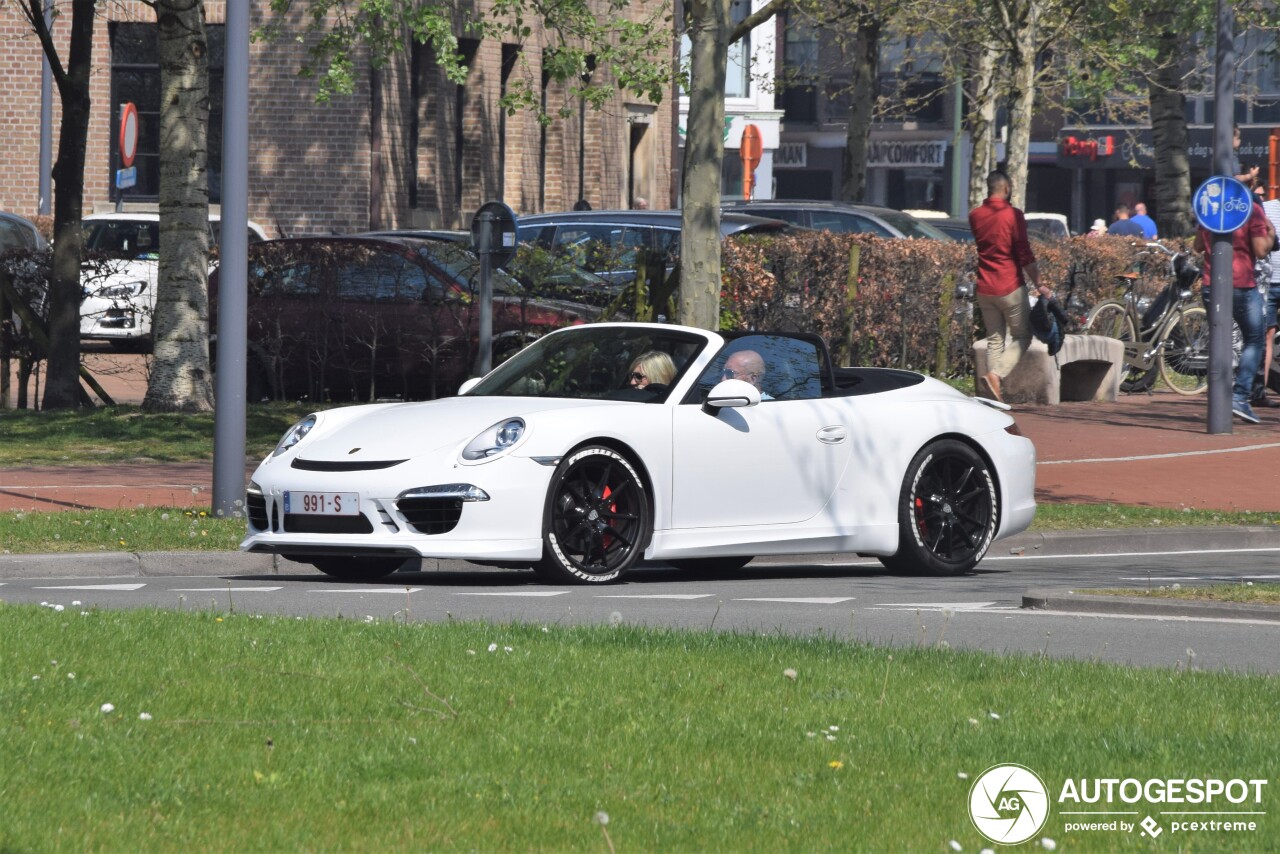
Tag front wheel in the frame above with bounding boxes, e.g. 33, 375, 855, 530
880, 440, 997, 576
536, 445, 652, 584
1157, 305, 1210, 395
1084, 301, 1153, 393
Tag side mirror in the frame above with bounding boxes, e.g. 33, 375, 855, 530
704, 378, 761, 411
457, 377, 482, 395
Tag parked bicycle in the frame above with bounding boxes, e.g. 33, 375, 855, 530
1083, 242, 1209, 395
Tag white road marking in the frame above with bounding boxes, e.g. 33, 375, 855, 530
986, 547, 1280, 561
33, 583, 147, 591
595, 594, 716, 600
171, 587, 284, 592
454, 591, 571, 597
309, 587, 425, 594
1040, 441, 1280, 465
868, 601, 1004, 612
1118, 575, 1280, 582
735, 597, 855, 605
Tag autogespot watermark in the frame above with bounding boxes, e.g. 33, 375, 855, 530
968, 764, 1268, 845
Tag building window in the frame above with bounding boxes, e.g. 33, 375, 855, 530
726, 0, 752, 98
109, 22, 224, 203
780, 14, 818, 122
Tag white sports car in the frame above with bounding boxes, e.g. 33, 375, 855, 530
243, 323, 1036, 583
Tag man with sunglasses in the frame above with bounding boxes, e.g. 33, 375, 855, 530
722, 350, 773, 400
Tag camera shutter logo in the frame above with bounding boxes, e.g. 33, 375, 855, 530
969, 764, 1051, 845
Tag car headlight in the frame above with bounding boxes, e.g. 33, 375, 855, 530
272, 415, 318, 457
461, 418, 525, 461
94, 280, 147, 299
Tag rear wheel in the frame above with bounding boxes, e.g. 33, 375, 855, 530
309, 556, 406, 581
536, 445, 651, 584
1084, 301, 1153, 392
879, 440, 997, 576
1157, 305, 1210, 395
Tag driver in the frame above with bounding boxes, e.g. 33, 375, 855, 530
628, 351, 677, 389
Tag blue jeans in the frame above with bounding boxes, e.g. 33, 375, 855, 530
1203, 287, 1266, 402
1234, 288, 1265, 403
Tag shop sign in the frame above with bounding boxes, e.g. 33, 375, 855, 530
775, 142, 807, 169
867, 139, 947, 168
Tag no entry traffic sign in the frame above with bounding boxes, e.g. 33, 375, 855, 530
119, 102, 139, 168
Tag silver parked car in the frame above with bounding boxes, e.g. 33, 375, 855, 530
722, 200, 953, 241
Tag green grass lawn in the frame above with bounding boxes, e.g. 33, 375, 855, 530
0, 607, 1275, 852
1090, 583, 1280, 605
0, 403, 314, 466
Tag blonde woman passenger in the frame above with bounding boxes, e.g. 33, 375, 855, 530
627, 351, 676, 389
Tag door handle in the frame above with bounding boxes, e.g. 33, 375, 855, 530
817, 426, 847, 444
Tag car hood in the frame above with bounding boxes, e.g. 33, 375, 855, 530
295, 395, 604, 463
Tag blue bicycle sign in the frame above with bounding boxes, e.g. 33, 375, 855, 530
1192, 176, 1254, 233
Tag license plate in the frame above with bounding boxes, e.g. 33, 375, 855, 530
284, 491, 359, 516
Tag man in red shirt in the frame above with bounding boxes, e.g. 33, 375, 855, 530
969, 170, 1053, 402
1192, 200, 1275, 423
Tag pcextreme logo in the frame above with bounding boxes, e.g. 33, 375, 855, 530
969, 764, 1051, 845
967, 764, 1269, 845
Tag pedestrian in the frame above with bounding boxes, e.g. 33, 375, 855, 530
1107, 205, 1146, 238
1256, 185, 1280, 407
968, 170, 1054, 403
1233, 125, 1260, 188
573, 198, 592, 211
1087, 218, 1107, 237
633, 197, 649, 210
1192, 196, 1273, 423
1130, 202, 1158, 239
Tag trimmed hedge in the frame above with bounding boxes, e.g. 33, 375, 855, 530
723, 232, 1186, 377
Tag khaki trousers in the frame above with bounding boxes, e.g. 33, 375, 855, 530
976, 288, 1032, 379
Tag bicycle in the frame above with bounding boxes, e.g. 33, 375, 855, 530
1082, 242, 1209, 395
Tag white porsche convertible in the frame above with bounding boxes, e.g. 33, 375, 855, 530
243, 323, 1036, 583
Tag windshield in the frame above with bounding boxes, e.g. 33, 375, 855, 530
467, 326, 708, 402
872, 211, 953, 241
83, 220, 161, 259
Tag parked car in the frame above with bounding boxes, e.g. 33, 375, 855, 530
516, 209, 795, 287
0, 211, 48, 253
929, 217, 974, 241
210, 235, 591, 403
722, 200, 954, 241
360, 229, 620, 307
79, 212, 269, 347
241, 322, 1036, 583
1024, 213, 1071, 241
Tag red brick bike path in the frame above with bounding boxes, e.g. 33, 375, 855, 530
2, 385, 1278, 514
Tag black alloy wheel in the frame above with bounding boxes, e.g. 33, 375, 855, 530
537, 445, 651, 584
879, 439, 997, 576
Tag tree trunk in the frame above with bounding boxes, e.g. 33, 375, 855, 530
841, 18, 880, 203
967, 43, 1000, 211
1004, 0, 1037, 210
144, 0, 214, 413
40, 0, 96, 410
678, 0, 731, 331
1147, 12, 1193, 238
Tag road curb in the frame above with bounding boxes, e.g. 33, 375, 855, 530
1023, 587, 1280, 623
998, 525, 1280, 557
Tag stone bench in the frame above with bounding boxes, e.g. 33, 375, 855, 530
971, 334, 1126, 406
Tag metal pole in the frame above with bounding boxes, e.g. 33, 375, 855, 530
1207, 0, 1235, 434
949, 77, 963, 218
38, 1, 52, 216
475, 212, 494, 376
212, 1, 250, 516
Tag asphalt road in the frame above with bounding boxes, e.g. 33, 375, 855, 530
6, 546, 1279, 674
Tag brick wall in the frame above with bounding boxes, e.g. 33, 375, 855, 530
0, 0, 674, 231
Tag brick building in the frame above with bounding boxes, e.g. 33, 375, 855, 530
0, 2, 675, 237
